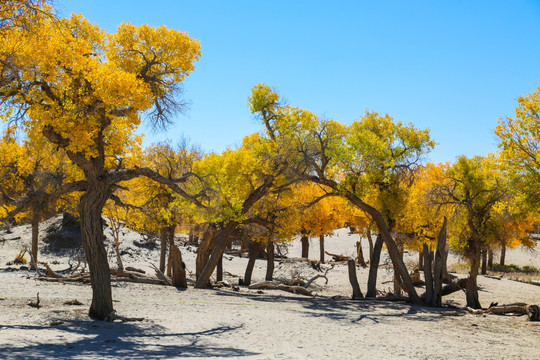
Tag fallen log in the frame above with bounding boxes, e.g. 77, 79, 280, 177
324, 251, 350, 262
151, 263, 172, 286
467, 303, 539, 321
249, 281, 314, 296
44, 263, 63, 279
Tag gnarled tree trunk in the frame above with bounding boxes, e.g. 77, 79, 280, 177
500, 241, 506, 266
266, 241, 274, 281
466, 240, 482, 309
170, 243, 187, 288
79, 186, 113, 320
366, 234, 384, 298
366, 229, 374, 261
243, 240, 260, 286
301, 231, 309, 259
423, 243, 433, 306
196, 225, 218, 282
159, 227, 168, 273
31, 206, 39, 268
348, 259, 363, 299
195, 221, 238, 289
432, 218, 447, 307
319, 235, 325, 263
356, 240, 367, 267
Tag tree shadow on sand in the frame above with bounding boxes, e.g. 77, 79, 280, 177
213, 289, 463, 324
0, 320, 257, 359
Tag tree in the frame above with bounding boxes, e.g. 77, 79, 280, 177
250, 84, 435, 304
0, 133, 78, 266
0, 7, 201, 319
431, 155, 508, 308
496, 87, 540, 211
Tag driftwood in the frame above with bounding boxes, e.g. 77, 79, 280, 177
64, 299, 84, 306
125, 266, 146, 274
467, 304, 540, 321
324, 251, 350, 262
37, 267, 170, 286
44, 263, 63, 278
28, 292, 41, 308
249, 281, 314, 296
248, 265, 334, 296
151, 263, 172, 286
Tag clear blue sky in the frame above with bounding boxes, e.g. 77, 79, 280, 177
58, 0, 540, 163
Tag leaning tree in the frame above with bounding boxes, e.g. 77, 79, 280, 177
0, 5, 201, 319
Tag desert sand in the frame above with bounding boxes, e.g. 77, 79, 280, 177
0, 216, 539, 359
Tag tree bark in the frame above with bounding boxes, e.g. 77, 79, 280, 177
243, 240, 260, 286
348, 259, 363, 299
195, 226, 218, 282
319, 235, 325, 263
166, 225, 175, 277
366, 229, 374, 261
500, 241, 506, 266
393, 236, 404, 296
159, 227, 168, 273
170, 243, 187, 288
466, 241, 482, 309
79, 187, 113, 320
195, 221, 238, 289
423, 243, 434, 306
266, 241, 274, 281
487, 247, 493, 269
216, 254, 223, 282
31, 207, 39, 268
356, 240, 367, 267
481, 247, 487, 275
432, 218, 447, 307
301, 232, 309, 259
366, 234, 384, 298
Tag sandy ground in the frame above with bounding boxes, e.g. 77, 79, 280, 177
0, 217, 539, 359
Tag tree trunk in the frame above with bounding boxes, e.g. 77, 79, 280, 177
195, 222, 238, 289
319, 235, 325, 263
487, 247, 493, 269
301, 232, 309, 258
423, 243, 434, 306
345, 192, 421, 304
481, 247, 487, 275
31, 207, 39, 268
195, 226, 218, 282
418, 250, 424, 270
170, 243, 187, 288
216, 254, 223, 282
159, 227, 168, 273
466, 240, 482, 309
166, 225, 175, 277
356, 239, 367, 267
366, 229, 374, 261
243, 241, 260, 286
348, 259, 363, 299
432, 218, 447, 307
500, 241, 506, 266
79, 188, 113, 320
266, 241, 274, 281
393, 236, 404, 296
366, 234, 384, 298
